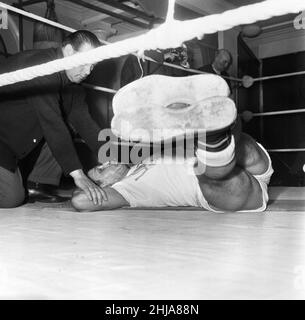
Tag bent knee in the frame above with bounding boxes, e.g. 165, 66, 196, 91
209, 189, 266, 212
224, 191, 266, 212
228, 176, 266, 212
201, 169, 267, 212
0, 189, 25, 208
236, 133, 269, 174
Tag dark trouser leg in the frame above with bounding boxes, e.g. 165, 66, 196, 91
27, 143, 62, 186
27, 141, 98, 187
19, 142, 68, 203
0, 166, 25, 208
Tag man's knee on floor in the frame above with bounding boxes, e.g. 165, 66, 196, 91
0, 167, 25, 208
0, 188, 25, 208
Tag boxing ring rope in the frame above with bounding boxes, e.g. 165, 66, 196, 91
242, 108, 305, 121
4, 0, 297, 89
0, 1, 76, 33
0, 1, 236, 92
254, 70, 305, 83
2, 0, 305, 157
2, 0, 305, 155
241, 70, 305, 88
0, 0, 239, 87
241, 108, 305, 154
1, 0, 305, 88
268, 149, 305, 153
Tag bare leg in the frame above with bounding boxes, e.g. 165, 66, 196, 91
235, 132, 269, 175
196, 128, 270, 212
71, 186, 129, 212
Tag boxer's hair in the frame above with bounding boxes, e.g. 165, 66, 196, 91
62, 30, 101, 51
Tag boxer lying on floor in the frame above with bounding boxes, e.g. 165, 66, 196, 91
71, 118, 273, 213
71, 74, 273, 213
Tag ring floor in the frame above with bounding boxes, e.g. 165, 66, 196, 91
0, 187, 305, 300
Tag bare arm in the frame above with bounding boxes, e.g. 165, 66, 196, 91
71, 186, 128, 212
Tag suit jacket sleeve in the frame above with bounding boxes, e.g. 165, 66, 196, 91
63, 85, 102, 159
120, 55, 142, 87
29, 74, 83, 175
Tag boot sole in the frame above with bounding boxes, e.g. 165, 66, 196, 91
112, 74, 236, 143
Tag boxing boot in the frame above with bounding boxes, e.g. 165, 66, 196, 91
111, 74, 236, 144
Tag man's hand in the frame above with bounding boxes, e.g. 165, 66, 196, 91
70, 169, 107, 206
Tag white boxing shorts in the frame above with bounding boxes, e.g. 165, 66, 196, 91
111, 143, 273, 212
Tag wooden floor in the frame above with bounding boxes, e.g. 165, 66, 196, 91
0, 187, 305, 300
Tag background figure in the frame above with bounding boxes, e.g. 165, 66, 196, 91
199, 49, 233, 95
0, 30, 106, 208
26, 84, 100, 202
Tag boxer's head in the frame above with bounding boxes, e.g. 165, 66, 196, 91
62, 30, 101, 83
213, 49, 232, 73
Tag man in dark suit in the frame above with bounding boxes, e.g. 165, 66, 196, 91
199, 49, 233, 95
0, 30, 106, 208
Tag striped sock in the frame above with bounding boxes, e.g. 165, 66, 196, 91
196, 135, 235, 167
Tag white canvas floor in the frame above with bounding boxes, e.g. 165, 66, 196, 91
0, 187, 305, 300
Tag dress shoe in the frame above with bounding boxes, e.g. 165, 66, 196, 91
27, 182, 69, 203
